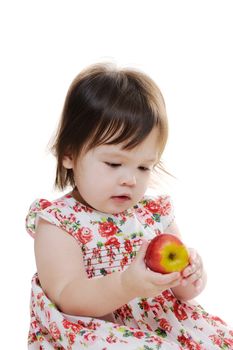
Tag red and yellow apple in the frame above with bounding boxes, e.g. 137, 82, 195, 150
145, 233, 189, 274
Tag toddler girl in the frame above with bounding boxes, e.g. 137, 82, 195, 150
26, 63, 233, 349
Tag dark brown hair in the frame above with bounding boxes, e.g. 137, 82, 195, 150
51, 63, 169, 190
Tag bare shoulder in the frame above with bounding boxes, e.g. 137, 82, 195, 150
34, 218, 87, 304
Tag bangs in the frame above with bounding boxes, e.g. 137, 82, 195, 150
85, 73, 159, 151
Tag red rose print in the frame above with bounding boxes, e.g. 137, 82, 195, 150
124, 239, 133, 253
54, 210, 66, 222
68, 213, 76, 222
140, 299, 150, 312
159, 318, 172, 333
98, 221, 118, 238
37, 292, 44, 300
185, 338, 202, 350
45, 310, 51, 322
83, 332, 97, 344
133, 331, 145, 339
39, 199, 52, 210
49, 322, 61, 340
120, 256, 128, 269
119, 305, 132, 318
191, 311, 200, 320
62, 319, 83, 333
209, 335, 222, 346
145, 201, 161, 214
217, 329, 225, 337
63, 319, 71, 329
224, 338, 233, 347
145, 198, 171, 216
75, 227, 93, 244
153, 295, 165, 305
31, 320, 38, 329
106, 335, 117, 343
211, 315, 227, 325
73, 204, 81, 212
86, 320, 100, 331
177, 334, 188, 346
39, 299, 45, 311
105, 237, 120, 249
158, 198, 171, 216
145, 217, 154, 225
173, 301, 188, 321
162, 290, 175, 302
67, 332, 76, 345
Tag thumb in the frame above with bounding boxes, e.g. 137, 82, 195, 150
135, 239, 149, 262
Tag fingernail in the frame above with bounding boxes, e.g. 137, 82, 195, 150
182, 279, 188, 286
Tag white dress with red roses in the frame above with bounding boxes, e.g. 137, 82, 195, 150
26, 193, 233, 350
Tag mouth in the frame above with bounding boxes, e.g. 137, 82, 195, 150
111, 195, 131, 202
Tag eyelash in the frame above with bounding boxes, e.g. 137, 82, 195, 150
139, 166, 150, 171
105, 162, 150, 171
105, 162, 121, 168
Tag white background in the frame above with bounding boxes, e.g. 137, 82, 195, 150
1, 1, 233, 348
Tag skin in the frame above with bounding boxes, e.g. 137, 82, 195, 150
35, 127, 206, 318
63, 127, 160, 214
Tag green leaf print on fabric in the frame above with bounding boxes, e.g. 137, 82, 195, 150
122, 329, 134, 337
130, 231, 144, 239
143, 346, 157, 350
152, 213, 161, 222
155, 328, 167, 338
100, 268, 108, 276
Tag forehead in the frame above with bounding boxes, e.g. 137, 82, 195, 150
92, 128, 159, 161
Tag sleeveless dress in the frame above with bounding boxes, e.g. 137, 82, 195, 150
25, 192, 233, 350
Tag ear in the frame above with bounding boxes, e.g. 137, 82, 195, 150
62, 154, 74, 169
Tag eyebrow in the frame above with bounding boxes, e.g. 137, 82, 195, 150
100, 151, 157, 163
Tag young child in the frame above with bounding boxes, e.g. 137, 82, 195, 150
26, 63, 233, 350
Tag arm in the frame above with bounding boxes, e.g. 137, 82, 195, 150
35, 218, 129, 317
35, 219, 182, 317
166, 221, 207, 301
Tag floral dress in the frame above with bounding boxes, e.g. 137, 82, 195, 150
26, 192, 233, 350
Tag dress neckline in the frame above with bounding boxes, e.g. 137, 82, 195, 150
65, 190, 135, 218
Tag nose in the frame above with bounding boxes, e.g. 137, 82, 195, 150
120, 171, 137, 187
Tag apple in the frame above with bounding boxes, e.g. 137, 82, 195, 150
145, 233, 189, 274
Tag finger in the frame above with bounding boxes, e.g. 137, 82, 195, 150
151, 271, 181, 286
184, 269, 202, 285
195, 256, 203, 271
193, 278, 203, 290
156, 276, 183, 291
136, 240, 149, 261
168, 277, 183, 289
188, 248, 198, 263
188, 249, 203, 269
182, 264, 197, 278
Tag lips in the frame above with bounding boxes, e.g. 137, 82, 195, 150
111, 195, 131, 200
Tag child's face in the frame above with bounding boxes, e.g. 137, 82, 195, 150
63, 127, 159, 214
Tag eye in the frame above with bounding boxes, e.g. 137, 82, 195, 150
138, 166, 150, 171
105, 162, 121, 168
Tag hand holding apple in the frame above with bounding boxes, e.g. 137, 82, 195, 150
181, 247, 204, 289
170, 247, 206, 301
121, 240, 183, 299
145, 233, 190, 274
